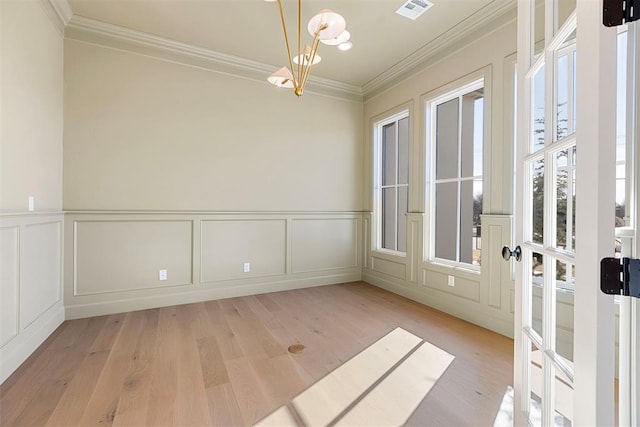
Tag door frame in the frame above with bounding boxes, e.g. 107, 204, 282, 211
514, 1, 617, 425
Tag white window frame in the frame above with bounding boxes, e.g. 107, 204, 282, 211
425, 77, 485, 271
373, 109, 410, 256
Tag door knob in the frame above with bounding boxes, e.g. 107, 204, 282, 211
502, 245, 522, 262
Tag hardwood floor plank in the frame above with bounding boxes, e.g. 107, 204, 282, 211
112, 309, 160, 427
171, 304, 212, 427
225, 357, 274, 426
1, 282, 515, 427
335, 340, 455, 426
44, 313, 125, 427
254, 406, 297, 427
251, 354, 312, 407
293, 327, 422, 427
197, 335, 230, 388
203, 300, 244, 361
2, 316, 108, 426
145, 306, 179, 427
206, 382, 244, 427
77, 312, 147, 426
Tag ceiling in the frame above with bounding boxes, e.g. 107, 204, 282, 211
65, 0, 515, 89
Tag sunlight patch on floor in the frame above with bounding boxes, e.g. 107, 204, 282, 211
255, 327, 454, 427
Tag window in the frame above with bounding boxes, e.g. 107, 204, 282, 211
427, 79, 484, 268
374, 111, 409, 253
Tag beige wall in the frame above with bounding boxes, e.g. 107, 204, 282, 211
0, 0, 65, 384
63, 40, 363, 212
362, 21, 518, 336
61, 38, 364, 320
1, 0, 64, 212
64, 212, 362, 319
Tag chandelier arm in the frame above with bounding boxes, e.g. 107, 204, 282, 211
297, 0, 302, 87
276, 0, 298, 89
300, 30, 323, 89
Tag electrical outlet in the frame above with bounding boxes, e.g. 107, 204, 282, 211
243, 262, 250, 273
447, 275, 455, 287
28, 196, 34, 212
159, 269, 168, 281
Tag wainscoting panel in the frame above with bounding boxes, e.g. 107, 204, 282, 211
20, 221, 62, 327
482, 215, 513, 310
372, 256, 407, 280
423, 269, 481, 302
0, 226, 19, 347
0, 213, 65, 384
291, 218, 358, 273
201, 219, 286, 282
64, 211, 362, 320
363, 213, 371, 270
74, 220, 193, 295
364, 212, 515, 337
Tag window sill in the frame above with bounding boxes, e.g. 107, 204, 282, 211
423, 260, 481, 281
372, 249, 408, 262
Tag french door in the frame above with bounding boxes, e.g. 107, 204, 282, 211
513, 1, 617, 425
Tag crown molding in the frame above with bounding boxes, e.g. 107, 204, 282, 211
39, 0, 69, 35
362, 0, 517, 100
59, 1, 514, 103
50, 0, 73, 26
64, 15, 363, 102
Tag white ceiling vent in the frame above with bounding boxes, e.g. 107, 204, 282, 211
395, 0, 434, 20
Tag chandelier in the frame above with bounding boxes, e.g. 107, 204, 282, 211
265, 0, 351, 97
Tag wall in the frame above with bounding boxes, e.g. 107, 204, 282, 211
362, 20, 517, 337
63, 40, 362, 212
0, 0, 65, 383
62, 39, 363, 317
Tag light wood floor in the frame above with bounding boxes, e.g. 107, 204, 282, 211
0, 282, 514, 426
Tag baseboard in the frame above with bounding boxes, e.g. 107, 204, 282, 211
65, 272, 362, 320
0, 300, 65, 384
363, 270, 513, 338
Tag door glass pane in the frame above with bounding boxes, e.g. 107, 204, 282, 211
555, 149, 575, 251
397, 186, 408, 252
555, 30, 576, 141
382, 187, 396, 250
532, 159, 544, 244
616, 31, 627, 225
530, 343, 544, 427
382, 123, 397, 186
570, 148, 576, 250
532, 252, 543, 338
436, 98, 459, 180
556, 54, 569, 140
534, 0, 545, 58
556, 261, 575, 363
532, 65, 546, 152
435, 182, 457, 260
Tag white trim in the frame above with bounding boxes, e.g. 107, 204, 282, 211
64, 272, 361, 320
48, 0, 72, 26
38, 0, 66, 35
424, 75, 486, 270
573, 1, 617, 425
0, 301, 64, 384
57, 1, 517, 102
362, 0, 516, 99
372, 107, 411, 256
64, 16, 364, 102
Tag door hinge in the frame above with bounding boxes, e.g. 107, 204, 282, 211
603, 0, 640, 27
600, 257, 640, 298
